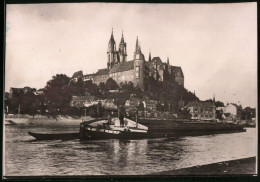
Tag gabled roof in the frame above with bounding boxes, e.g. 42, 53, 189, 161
71, 71, 83, 79
96, 68, 109, 75
185, 100, 214, 108
151, 57, 162, 65
109, 61, 134, 73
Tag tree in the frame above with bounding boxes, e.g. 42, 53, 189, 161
21, 90, 37, 116
216, 109, 223, 120
215, 101, 224, 107
70, 77, 85, 96
127, 81, 134, 91
7, 87, 37, 115
46, 74, 71, 88
241, 107, 256, 120
99, 82, 107, 94
120, 82, 127, 90
44, 74, 73, 116
105, 78, 118, 90
84, 80, 100, 96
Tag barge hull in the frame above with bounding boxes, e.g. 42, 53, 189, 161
81, 128, 166, 140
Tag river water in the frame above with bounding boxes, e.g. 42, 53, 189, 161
4, 125, 257, 176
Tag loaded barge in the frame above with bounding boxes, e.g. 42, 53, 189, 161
28, 118, 245, 140
79, 117, 245, 140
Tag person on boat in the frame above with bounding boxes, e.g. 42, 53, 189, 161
124, 119, 128, 127
107, 113, 112, 125
118, 105, 126, 127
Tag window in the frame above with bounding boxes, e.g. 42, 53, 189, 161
136, 66, 140, 78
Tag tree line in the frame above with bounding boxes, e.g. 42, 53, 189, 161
6, 73, 255, 120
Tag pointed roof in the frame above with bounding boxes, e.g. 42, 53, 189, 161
109, 28, 115, 43
148, 50, 151, 62
135, 36, 141, 53
136, 36, 138, 49
109, 61, 135, 73
185, 100, 215, 108
120, 30, 124, 43
151, 57, 163, 65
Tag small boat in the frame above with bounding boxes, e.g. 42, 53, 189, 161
80, 118, 167, 140
28, 131, 80, 140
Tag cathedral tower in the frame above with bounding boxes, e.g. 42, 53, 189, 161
118, 31, 127, 63
107, 29, 119, 70
133, 37, 145, 91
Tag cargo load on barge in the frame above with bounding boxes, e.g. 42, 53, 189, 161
138, 118, 246, 136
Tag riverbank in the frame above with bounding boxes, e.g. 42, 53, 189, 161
5, 114, 92, 126
150, 157, 256, 175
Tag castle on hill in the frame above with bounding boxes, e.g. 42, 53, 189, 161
71, 30, 184, 91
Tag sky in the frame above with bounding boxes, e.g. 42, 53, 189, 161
5, 3, 257, 108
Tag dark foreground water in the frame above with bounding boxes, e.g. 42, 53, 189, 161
4, 125, 257, 176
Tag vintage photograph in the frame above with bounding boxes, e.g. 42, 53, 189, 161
4, 2, 257, 177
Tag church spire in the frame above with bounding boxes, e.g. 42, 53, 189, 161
213, 94, 215, 105
107, 28, 117, 70
133, 36, 144, 60
110, 27, 115, 42
135, 36, 141, 53
119, 30, 127, 63
120, 30, 124, 43
135, 36, 139, 51
167, 57, 169, 64
148, 49, 151, 62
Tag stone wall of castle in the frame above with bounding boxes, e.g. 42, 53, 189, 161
110, 70, 135, 85
83, 69, 136, 87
